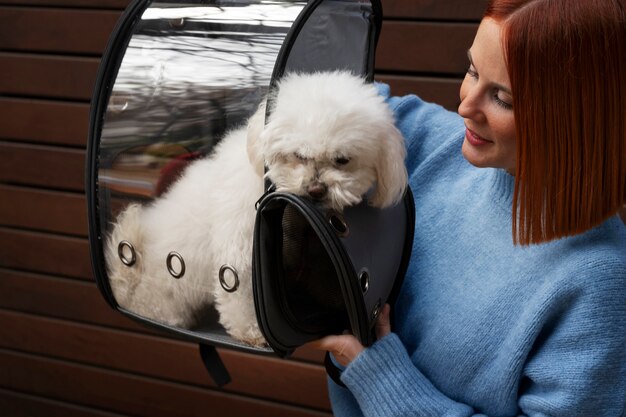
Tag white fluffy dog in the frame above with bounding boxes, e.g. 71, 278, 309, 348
105, 71, 407, 347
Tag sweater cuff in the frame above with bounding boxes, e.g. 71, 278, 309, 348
341, 333, 473, 417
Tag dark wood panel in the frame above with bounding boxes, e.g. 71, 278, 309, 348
0, 53, 98, 100
0, 141, 85, 191
0, 350, 331, 417
0, 388, 129, 417
0, 310, 331, 410
383, 0, 488, 20
0, 228, 91, 278
0, 0, 128, 8
0, 98, 88, 146
376, 74, 462, 111
0, 7, 119, 54
0, 185, 87, 236
377, 21, 476, 74
0, 269, 151, 330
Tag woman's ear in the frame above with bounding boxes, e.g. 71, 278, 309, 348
246, 101, 267, 176
371, 124, 408, 208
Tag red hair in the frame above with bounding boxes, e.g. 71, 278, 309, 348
485, 0, 626, 244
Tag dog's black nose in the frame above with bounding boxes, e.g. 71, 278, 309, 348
307, 182, 328, 200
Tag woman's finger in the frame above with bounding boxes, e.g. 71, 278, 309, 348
375, 303, 391, 340
304, 334, 364, 367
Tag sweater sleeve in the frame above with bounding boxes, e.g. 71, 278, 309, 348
336, 266, 626, 417
339, 333, 478, 417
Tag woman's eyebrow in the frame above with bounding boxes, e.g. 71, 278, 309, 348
497, 83, 512, 96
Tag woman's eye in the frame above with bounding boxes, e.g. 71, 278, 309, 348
494, 90, 513, 110
335, 156, 351, 165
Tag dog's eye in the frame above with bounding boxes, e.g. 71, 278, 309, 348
294, 153, 309, 162
334, 156, 351, 166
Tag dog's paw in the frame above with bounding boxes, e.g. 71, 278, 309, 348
228, 323, 268, 348
239, 335, 269, 349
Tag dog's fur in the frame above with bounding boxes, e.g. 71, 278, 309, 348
105, 71, 407, 346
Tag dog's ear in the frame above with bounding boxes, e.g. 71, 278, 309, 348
371, 124, 408, 208
246, 101, 267, 175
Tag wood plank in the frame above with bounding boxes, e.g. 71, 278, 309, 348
0, 388, 129, 417
0, 269, 153, 331
0, 7, 120, 54
376, 74, 462, 111
0, 309, 331, 410
0, 185, 87, 236
383, 0, 488, 20
0, 53, 98, 100
0, 228, 91, 278
0, 349, 331, 417
0, 141, 85, 191
0, 98, 89, 146
0, 0, 129, 8
377, 21, 476, 74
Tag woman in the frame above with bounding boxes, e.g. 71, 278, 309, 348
308, 0, 626, 416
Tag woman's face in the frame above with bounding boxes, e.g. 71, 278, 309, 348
458, 18, 516, 174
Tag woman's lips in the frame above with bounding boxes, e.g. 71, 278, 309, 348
465, 127, 492, 146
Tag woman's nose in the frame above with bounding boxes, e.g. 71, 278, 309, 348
458, 83, 485, 123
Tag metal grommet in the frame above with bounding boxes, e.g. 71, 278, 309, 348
118, 240, 136, 267
328, 212, 349, 237
108, 93, 129, 114
359, 269, 370, 294
219, 264, 239, 293
166, 251, 185, 279
169, 17, 185, 29
371, 299, 382, 322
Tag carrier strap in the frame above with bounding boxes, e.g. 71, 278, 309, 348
324, 352, 347, 388
199, 344, 231, 387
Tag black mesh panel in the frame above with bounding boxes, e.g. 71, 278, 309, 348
277, 204, 350, 335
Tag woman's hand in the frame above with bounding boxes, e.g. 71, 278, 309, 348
304, 304, 392, 367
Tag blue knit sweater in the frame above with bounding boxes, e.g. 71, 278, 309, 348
328, 86, 626, 417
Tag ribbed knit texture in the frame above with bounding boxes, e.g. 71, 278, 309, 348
328, 86, 626, 417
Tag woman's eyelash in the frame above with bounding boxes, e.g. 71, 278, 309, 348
493, 92, 513, 110
466, 66, 478, 79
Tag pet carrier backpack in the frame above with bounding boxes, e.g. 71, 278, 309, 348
87, 0, 414, 386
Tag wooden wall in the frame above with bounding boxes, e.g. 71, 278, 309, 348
0, 1, 486, 415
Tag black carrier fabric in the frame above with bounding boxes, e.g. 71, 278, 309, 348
253, 191, 414, 357
87, 0, 413, 385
